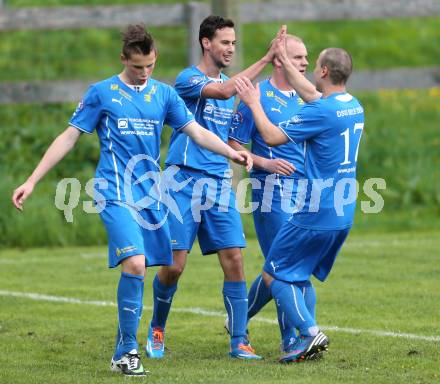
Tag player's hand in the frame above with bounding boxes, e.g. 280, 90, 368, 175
235, 77, 260, 108
274, 25, 288, 64
231, 150, 253, 172
262, 158, 296, 176
12, 180, 35, 211
263, 25, 287, 63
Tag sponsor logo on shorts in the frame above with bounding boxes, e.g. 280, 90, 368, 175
116, 245, 137, 257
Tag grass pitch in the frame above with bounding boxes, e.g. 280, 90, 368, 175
0, 232, 439, 383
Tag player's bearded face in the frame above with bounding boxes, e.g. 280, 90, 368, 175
207, 27, 236, 69
122, 51, 157, 85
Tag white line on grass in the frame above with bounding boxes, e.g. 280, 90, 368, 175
0, 253, 106, 264
80, 253, 107, 259
1, 290, 439, 343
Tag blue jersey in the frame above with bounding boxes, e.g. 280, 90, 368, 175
279, 92, 364, 230
165, 66, 235, 177
69, 75, 194, 209
229, 78, 305, 180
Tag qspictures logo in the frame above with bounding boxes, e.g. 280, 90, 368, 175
53, 155, 386, 230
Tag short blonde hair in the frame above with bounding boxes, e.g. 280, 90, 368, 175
268, 33, 303, 49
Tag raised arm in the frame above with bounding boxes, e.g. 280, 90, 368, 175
202, 56, 271, 100
201, 30, 280, 100
276, 25, 321, 102
182, 122, 253, 171
235, 77, 289, 147
228, 138, 295, 176
12, 126, 82, 211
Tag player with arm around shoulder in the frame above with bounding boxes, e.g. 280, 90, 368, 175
228, 34, 321, 340
236, 29, 364, 362
12, 24, 251, 377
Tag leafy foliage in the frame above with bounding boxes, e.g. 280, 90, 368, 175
244, 18, 440, 70
1, 16, 439, 81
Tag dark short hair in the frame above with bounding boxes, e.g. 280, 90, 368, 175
121, 24, 155, 58
320, 48, 353, 85
199, 15, 234, 53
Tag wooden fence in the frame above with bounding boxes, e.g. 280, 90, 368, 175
1, 0, 439, 104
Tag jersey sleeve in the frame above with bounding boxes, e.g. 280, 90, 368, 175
229, 101, 255, 144
164, 86, 195, 131
175, 69, 214, 99
69, 85, 102, 134
278, 101, 325, 144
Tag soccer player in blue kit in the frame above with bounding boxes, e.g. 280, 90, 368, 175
145, 16, 277, 360
12, 24, 252, 376
228, 34, 321, 338
235, 27, 364, 363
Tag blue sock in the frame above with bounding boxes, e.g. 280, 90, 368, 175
270, 280, 297, 350
114, 280, 145, 356
223, 281, 248, 348
301, 280, 316, 320
270, 279, 317, 348
114, 325, 122, 357
114, 272, 144, 359
275, 301, 297, 350
247, 274, 272, 321
151, 274, 177, 329
116, 284, 145, 349
140, 278, 145, 318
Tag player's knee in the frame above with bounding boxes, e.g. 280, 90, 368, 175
220, 250, 244, 279
122, 255, 146, 276
169, 264, 185, 278
229, 252, 243, 269
159, 263, 185, 284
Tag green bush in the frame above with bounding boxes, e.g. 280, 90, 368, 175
1, 175, 107, 248
244, 18, 440, 70
356, 88, 440, 209
1, 17, 439, 82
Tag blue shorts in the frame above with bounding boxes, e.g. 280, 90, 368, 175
264, 221, 350, 283
99, 201, 172, 268
252, 176, 299, 258
167, 166, 246, 255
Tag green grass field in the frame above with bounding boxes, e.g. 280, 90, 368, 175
1, 17, 439, 81
1, 3, 438, 381
1, 233, 439, 383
